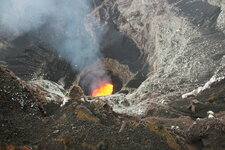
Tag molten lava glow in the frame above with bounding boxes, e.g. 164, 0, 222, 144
92, 82, 113, 97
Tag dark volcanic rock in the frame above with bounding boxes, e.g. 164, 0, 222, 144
1, 65, 223, 149
0, 66, 184, 150
1, 0, 225, 149
0, 35, 77, 89
0, 66, 48, 147
0, 66, 43, 114
186, 118, 225, 150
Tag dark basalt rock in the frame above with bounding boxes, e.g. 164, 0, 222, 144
0, 66, 43, 114
1, 0, 225, 149
186, 119, 225, 150
0, 34, 77, 89
0, 65, 183, 150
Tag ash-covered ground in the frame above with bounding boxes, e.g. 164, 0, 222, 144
1, 0, 225, 150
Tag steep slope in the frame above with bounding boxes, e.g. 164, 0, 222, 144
92, 0, 225, 117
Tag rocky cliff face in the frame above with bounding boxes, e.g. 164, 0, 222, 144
0, 0, 225, 149
91, 0, 225, 116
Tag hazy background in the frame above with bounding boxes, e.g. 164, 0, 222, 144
0, 0, 102, 70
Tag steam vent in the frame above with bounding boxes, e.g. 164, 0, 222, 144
1, 0, 225, 149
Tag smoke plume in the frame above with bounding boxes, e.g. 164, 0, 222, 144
0, 0, 102, 70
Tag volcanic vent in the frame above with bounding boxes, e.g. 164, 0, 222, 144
75, 25, 148, 97
77, 58, 136, 97
1, 0, 225, 149
79, 69, 121, 97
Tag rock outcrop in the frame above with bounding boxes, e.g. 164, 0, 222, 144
0, 0, 225, 149
0, 65, 188, 150
92, 0, 225, 117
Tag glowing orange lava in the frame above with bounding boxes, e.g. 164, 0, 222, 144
92, 82, 113, 97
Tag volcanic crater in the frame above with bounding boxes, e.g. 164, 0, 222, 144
1, 0, 225, 150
